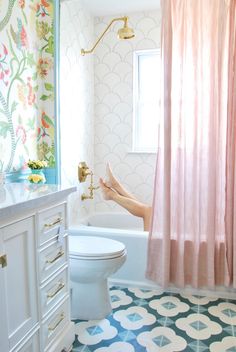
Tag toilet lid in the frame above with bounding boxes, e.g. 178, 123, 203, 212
69, 236, 126, 259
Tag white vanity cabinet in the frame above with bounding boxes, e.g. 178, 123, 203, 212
0, 217, 38, 351
0, 184, 76, 352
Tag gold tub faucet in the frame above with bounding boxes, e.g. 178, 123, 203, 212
78, 162, 99, 201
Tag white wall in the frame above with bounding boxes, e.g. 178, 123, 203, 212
60, 4, 161, 222
60, 0, 94, 224
93, 11, 161, 212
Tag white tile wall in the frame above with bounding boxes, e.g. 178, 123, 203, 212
60, 4, 161, 223
60, 0, 94, 225
94, 10, 161, 213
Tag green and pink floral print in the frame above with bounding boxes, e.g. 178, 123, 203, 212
0, 0, 55, 173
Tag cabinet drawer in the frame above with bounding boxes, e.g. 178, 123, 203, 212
38, 204, 66, 245
39, 236, 67, 283
40, 268, 68, 318
42, 297, 70, 350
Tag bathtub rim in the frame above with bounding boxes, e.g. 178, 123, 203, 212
76, 211, 144, 230
69, 225, 149, 238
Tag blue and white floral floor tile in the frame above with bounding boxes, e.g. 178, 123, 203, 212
72, 286, 236, 352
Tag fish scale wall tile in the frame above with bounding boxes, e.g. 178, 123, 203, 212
94, 11, 161, 211
60, 4, 162, 222
60, 0, 94, 223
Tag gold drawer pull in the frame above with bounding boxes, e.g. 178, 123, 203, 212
48, 313, 65, 332
0, 254, 7, 268
47, 282, 65, 299
44, 217, 63, 229
46, 250, 64, 264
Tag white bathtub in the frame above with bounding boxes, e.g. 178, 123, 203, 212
69, 212, 156, 289
69, 212, 236, 298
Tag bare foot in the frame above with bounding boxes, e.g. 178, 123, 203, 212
105, 163, 120, 189
99, 178, 116, 200
105, 163, 137, 200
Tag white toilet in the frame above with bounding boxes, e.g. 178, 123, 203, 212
69, 235, 126, 320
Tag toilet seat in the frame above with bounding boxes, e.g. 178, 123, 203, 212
69, 236, 126, 260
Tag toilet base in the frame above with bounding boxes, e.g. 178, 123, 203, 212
71, 279, 112, 320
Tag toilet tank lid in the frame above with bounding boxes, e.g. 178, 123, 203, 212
69, 236, 126, 258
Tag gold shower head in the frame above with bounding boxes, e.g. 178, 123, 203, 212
117, 17, 135, 40
81, 16, 135, 55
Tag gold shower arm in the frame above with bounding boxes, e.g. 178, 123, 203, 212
81, 16, 128, 55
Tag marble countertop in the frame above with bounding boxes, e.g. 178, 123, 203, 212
0, 183, 77, 221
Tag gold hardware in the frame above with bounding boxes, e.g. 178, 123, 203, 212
47, 282, 65, 299
81, 171, 99, 201
81, 16, 135, 55
78, 162, 99, 200
0, 254, 7, 268
78, 162, 92, 182
48, 313, 65, 332
46, 250, 64, 264
44, 217, 63, 229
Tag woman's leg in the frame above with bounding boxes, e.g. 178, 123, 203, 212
105, 163, 138, 200
99, 178, 152, 231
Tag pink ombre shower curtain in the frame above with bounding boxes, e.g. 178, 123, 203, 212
146, 0, 236, 288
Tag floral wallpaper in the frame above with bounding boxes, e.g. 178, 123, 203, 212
0, 0, 55, 173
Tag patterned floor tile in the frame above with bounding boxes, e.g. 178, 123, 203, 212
95, 341, 135, 351
74, 319, 117, 345
209, 302, 236, 325
224, 325, 236, 336
118, 330, 137, 342
209, 336, 236, 351
128, 287, 164, 299
176, 313, 222, 339
134, 298, 149, 307
113, 306, 156, 330
188, 340, 209, 352
191, 305, 207, 314
110, 289, 133, 309
72, 287, 236, 352
180, 294, 218, 306
157, 316, 175, 327
149, 296, 190, 317
137, 326, 187, 351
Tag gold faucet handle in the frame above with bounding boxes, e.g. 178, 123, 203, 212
78, 162, 91, 182
88, 185, 100, 192
90, 184, 100, 189
81, 184, 100, 201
